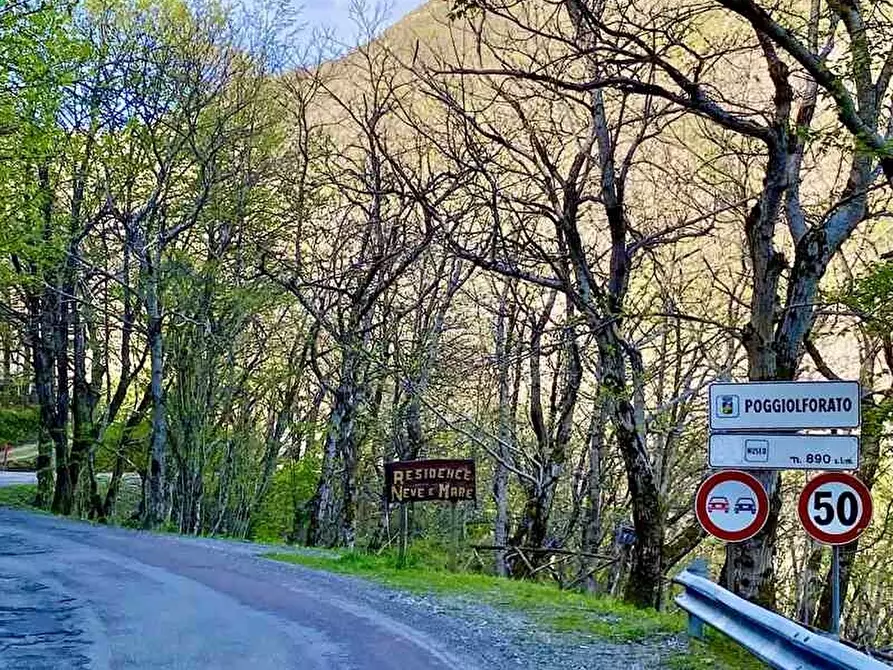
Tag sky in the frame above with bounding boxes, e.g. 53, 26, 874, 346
300, 0, 428, 45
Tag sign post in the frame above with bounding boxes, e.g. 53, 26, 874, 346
398, 503, 409, 569
797, 472, 873, 639
831, 544, 841, 638
449, 501, 459, 572
385, 459, 476, 569
706, 379, 867, 638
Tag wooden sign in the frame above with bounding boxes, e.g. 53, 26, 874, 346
385, 459, 476, 503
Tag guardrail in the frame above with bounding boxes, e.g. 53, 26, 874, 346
674, 560, 889, 669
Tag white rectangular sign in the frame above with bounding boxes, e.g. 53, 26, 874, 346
709, 433, 860, 470
709, 381, 860, 430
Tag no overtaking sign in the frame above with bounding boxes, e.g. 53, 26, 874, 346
695, 471, 769, 543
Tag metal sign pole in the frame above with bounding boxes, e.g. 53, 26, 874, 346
831, 544, 841, 638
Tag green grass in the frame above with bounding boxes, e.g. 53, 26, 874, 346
268, 549, 671, 639
266, 549, 765, 668
0, 483, 37, 508
667, 631, 769, 670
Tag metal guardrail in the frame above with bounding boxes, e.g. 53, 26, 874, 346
674, 560, 889, 669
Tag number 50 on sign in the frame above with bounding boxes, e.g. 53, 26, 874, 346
798, 473, 873, 546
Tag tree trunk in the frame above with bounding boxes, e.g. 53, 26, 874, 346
25, 164, 58, 508
101, 449, 126, 522
289, 399, 319, 544
560, 7, 661, 604
401, 264, 462, 459
720, 470, 783, 606
0, 329, 10, 381
69, 286, 96, 506
582, 395, 608, 592
143, 244, 168, 528
100, 386, 152, 521
27, 290, 55, 508
50, 269, 73, 514
404, 395, 424, 459
246, 385, 296, 532
493, 286, 515, 577
510, 483, 550, 570
307, 399, 343, 547
598, 330, 664, 609
492, 461, 510, 577
510, 301, 551, 570
339, 435, 359, 548
308, 347, 364, 547
721, 140, 790, 608
211, 437, 236, 536
511, 296, 582, 575
796, 544, 824, 626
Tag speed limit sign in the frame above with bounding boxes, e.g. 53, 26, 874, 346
798, 473, 873, 545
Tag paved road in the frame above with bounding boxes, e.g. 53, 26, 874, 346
0, 471, 37, 486
0, 505, 484, 670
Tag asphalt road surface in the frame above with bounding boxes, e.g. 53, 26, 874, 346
0, 471, 36, 486
0, 474, 676, 670
0, 494, 483, 669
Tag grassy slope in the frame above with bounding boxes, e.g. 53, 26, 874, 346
0, 483, 38, 508
267, 550, 766, 670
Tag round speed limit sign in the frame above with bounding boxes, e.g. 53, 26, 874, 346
798, 473, 873, 545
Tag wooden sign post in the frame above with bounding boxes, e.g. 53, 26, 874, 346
449, 501, 459, 572
398, 503, 409, 569
385, 459, 476, 570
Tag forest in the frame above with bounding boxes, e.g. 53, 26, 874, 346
0, 0, 891, 649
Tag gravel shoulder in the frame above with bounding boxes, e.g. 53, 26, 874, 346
0, 506, 682, 669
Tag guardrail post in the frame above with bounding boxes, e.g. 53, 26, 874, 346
673, 561, 891, 669
685, 559, 709, 640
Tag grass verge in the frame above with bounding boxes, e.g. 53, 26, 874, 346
266, 549, 765, 669
0, 483, 37, 508
666, 631, 770, 670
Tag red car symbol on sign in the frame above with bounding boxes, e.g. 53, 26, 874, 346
707, 496, 729, 513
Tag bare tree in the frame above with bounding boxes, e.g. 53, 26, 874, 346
270, 23, 462, 546
447, 0, 890, 607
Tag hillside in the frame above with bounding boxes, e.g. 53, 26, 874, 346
1, 0, 891, 663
